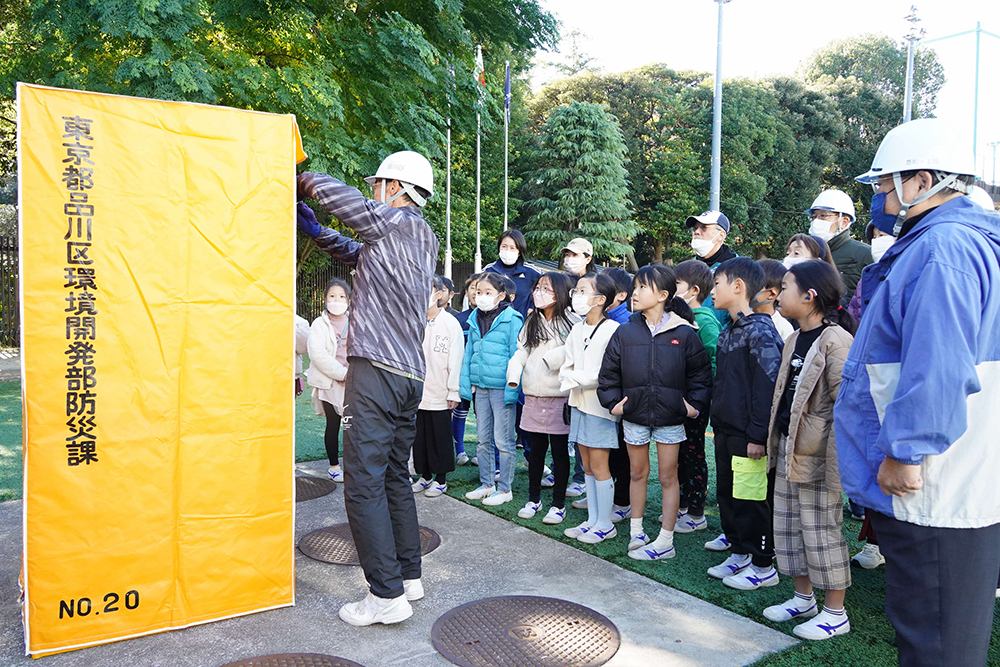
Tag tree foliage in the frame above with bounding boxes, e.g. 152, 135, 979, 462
521, 101, 640, 263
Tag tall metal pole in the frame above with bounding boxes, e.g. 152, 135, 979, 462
503, 61, 510, 231
445, 112, 452, 279
709, 0, 730, 211
903, 7, 923, 122
475, 111, 482, 273
989, 141, 999, 185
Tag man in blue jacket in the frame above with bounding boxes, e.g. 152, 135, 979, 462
835, 119, 1000, 665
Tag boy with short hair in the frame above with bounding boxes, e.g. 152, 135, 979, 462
672, 260, 721, 533
707, 257, 784, 591
754, 259, 794, 341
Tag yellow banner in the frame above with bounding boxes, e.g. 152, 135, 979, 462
17, 84, 300, 656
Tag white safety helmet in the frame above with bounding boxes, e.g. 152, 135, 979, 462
364, 150, 434, 207
968, 185, 997, 213
804, 189, 856, 223
856, 118, 975, 235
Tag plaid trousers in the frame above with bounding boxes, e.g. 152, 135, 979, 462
773, 438, 851, 591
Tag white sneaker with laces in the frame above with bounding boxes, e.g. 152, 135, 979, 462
851, 543, 885, 569
723, 565, 780, 590
563, 521, 591, 539
411, 478, 432, 493
577, 525, 616, 544
704, 533, 731, 552
339, 591, 413, 626
763, 597, 819, 622
328, 466, 344, 483
792, 609, 851, 640
628, 543, 675, 561
424, 481, 447, 498
464, 485, 495, 500
540, 474, 555, 488
456, 453, 469, 466
403, 579, 424, 601
482, 490, 513, 506
571, 497, 588, 510
518, 501, 542, 519
628, 532, 650, 551
565, 481, 586, 498
611, 505, 631, 523
675, 514, 708, 534
708, 553, 751, 579
542, 506, 566, 524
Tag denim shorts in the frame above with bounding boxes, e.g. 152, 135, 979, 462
623, 420, 686, 446
568, 407, 619, 449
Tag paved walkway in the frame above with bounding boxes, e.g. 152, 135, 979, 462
0, 349, 18, 382
0, 460, 796, 667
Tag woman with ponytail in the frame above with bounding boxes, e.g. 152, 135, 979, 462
598, 265, 713, 561
761, 259, 855, 640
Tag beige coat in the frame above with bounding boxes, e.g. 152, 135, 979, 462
766, 325, 853, 493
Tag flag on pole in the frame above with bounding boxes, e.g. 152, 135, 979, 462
504, 62, 511, 122
475, 46, 486, 90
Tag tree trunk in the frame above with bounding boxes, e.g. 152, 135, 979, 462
653, 238, 663, 262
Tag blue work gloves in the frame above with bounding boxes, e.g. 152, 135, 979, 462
297, 202, 322, 238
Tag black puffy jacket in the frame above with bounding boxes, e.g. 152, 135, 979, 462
597, 312, 713, 428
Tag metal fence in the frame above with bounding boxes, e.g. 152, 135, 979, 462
0, 234, 17, 348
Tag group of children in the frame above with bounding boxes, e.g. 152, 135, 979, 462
303, 231, 860, 642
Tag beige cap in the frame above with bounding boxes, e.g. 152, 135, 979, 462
561, 237, 593, 257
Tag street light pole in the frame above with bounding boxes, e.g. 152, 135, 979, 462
988, 141, 1000, 186
709, 0, 732, 211
903, 6, 924, 123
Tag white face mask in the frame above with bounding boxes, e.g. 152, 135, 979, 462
532, 290, 555, 310
327, 301, 348, 316
782, 256, 807, 270
679, 289, 696, 305
476, 293, 498, 312
809, 217, 839, 242
691, 237, 717, 257
564, 256, 586, 275
499, 249, 519, 266
871, 235, 895, 262
429, 291, 441, 310
571, 294, 595, 316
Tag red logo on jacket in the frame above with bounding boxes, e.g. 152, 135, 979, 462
671, 339, 679, 345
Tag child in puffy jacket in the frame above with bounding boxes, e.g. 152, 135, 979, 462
307, 279, 351, 483
598, 265, 713, 561
459, 273, 523, 507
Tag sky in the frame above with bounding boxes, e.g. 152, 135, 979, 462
532, 0, 1000, 183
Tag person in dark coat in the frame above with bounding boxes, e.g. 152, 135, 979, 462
483, 229, 541, 318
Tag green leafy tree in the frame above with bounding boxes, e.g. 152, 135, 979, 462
521, 101, 640, 263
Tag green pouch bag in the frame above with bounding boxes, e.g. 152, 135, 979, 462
732, 455, 767, 501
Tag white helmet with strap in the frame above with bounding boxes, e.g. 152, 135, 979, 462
856, 118, 974, 235
364, 150, 434, 207
805, 189, 856, 222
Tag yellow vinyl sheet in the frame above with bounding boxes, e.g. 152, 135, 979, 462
17, 83, 301, 656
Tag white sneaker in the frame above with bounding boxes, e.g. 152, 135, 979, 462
611, 505, 631, 523
792, 609, 851, 640
339, 592, 413, 626
482, 490, 513, 506
465, 485, 495, 500
471, 455, 479, 466
577, 525, 617, 544
704, 533, 731, 552
571, 497, 588, 510
411, 477, 432, 493
851, 543, 885, 569
456, 453, 469, 466
675, 514, 708, 534
543, 464, 552, 475
628, 543, 675, 561
708, 553, 751, 579
328, 465, 344, 483
424, 481, 447, 498
763, 597, 819, 622
628, 532, 650, 551
565, 482, 586, 498
518, 501, 542, 519
564, 521, 591, 539
540, 474, 555, 488
542, 506, 566, 524
402, 579, 424, 601
723, 565, 780, 591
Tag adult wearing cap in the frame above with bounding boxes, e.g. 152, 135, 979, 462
687, 210, 737, 325
297, 150, 439, 627
804, 189, 872, 299
835, 119, 1000, 665
561, 237, 596, 279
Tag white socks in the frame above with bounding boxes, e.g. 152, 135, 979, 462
630, 518, 644, 536
594, 478, 614, 531
584, 475, 598, 526
647, 529, 674, 551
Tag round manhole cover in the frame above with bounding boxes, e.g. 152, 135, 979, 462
431, 596, 620, 667
217, 654, 364, 667
296, 475, 337, 502
298, 523, 441, 565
